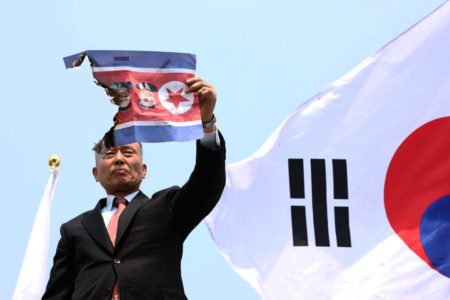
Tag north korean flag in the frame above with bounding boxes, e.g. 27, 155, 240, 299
63, 50, 202, 145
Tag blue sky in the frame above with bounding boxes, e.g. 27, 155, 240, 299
1, 1, 444, 299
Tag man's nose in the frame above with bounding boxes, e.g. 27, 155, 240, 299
113, 151, 125, 164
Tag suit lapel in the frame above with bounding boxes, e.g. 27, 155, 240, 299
115, 191, 149, 249
81, 199, 114, 254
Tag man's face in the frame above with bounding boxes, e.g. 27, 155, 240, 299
140, 89, 155, 107
116, 88, 130, 98
92, 143, 147, 196
116, 96, 131, 108
109, 87, 131, 108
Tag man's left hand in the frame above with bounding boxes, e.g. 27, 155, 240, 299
186, 77, 217, 132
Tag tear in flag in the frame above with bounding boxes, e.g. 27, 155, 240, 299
205, 1, 450, 299
63, 50, 202, 145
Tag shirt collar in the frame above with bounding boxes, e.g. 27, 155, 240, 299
105, 190, 140, 211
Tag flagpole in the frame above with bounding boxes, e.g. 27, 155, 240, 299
13, 155, 61, 300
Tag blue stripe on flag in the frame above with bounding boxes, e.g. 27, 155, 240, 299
114, 124, 204, 145
63, 50, 196, 70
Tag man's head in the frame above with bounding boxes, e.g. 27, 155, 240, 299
137, 82, 157, 110
114, 96, 131, 109
92, 140, 146, 197
109, 82, 133, 110
139, 89, 156, 109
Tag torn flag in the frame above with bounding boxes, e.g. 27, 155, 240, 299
63, 50, 202, 145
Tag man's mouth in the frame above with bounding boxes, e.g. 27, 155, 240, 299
112, 169, 128, 175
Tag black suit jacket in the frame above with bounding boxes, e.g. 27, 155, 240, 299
42, 136, 226, 300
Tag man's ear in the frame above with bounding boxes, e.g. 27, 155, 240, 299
142, 163, 147, 179
93, 167, 99, 182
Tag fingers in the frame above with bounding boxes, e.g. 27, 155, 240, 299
197, 86, 215, 98
187, 77, 217, 123
186, 78, 217, 122
186, 77, 203, 85
185, 77, 213, 94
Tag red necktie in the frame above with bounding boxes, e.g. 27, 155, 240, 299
107, 197, 128, 300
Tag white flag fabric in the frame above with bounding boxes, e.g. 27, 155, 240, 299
206, 1, 450, 299
13, 167, 59, 300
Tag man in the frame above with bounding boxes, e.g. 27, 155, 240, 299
42, 78, 225, 300
137, 82, 157, 110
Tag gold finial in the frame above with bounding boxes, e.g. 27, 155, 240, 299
48, 154, 61, 168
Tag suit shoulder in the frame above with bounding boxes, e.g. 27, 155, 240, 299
150, 186, 181, 199
63, 209, 94, 227
61, 198, 106, 227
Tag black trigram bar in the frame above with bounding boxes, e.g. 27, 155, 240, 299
311, 159, 330, 247
332, 159, 348, 199
288, 159, 304, 198
333, 159, 351, 247
334, 207, 351, 247
291, 206, 308, 246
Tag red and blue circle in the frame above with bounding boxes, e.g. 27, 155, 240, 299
385, 116, 450, 278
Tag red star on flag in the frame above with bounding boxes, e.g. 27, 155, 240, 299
166, 88, 189, 110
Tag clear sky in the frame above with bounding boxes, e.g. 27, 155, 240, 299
1, 0, 445, 299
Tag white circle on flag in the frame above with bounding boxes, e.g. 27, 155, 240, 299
158, 81, 194, 115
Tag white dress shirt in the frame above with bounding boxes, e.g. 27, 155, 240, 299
101, 191, 139, 226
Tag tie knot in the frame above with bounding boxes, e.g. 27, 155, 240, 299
113, 197, 128, 208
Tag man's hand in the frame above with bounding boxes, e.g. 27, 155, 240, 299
186, 77, 217, 132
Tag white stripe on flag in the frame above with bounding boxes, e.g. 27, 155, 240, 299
13, 167, 59, 300
115, 120, 202, 130
92, 66, 196, 74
